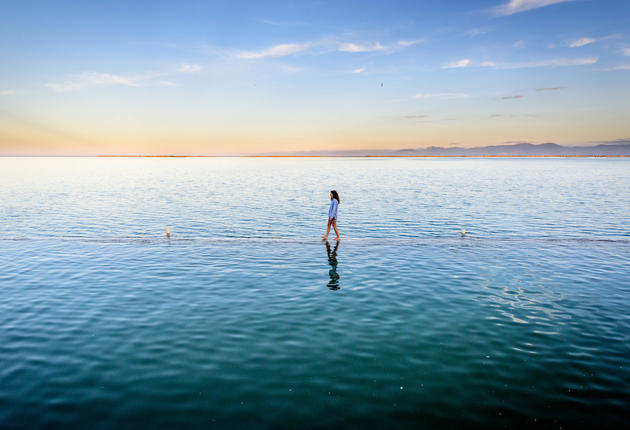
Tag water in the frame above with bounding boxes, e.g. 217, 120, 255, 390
1, 157, 629, 428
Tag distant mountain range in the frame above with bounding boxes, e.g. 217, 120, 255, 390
263, 142, 630, 156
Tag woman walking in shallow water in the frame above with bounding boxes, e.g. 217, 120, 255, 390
322, 190, 341, 241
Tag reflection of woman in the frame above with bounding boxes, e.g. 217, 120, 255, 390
322, 190, 341, 241
326, 240, 340, 290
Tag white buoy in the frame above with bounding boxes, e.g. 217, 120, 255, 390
461, 228, 466, 237
166, 225, 171, 238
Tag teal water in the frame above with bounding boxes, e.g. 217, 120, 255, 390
1, 157, 629, 428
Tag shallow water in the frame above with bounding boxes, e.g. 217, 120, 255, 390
1, 157, 629, 428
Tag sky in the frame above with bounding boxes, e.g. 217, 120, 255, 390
0, 0, 629, 155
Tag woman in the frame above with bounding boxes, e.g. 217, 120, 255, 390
322, 190, 340, 241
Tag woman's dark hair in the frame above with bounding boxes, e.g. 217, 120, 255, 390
330, 190, 340, 203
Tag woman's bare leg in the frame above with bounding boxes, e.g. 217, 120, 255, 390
332, 220, 340, 240
322, 219, 332, 239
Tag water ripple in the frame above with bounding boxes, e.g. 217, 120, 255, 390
1, 158, 629, 428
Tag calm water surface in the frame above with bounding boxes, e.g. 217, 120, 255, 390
1, 157, 629, 428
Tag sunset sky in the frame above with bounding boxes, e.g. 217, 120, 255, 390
1, 0, 629, 155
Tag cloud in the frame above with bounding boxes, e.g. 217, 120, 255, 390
338, 42, 386, 53
0, 90, 18, 95
624, 48, 630, 56
591, 138, 630, 145
414, 93, 470, 99
159, 80, 177, 86
491, 114, 542, 118
568, 37, 596, 48
82, 72, 139, 86
513, 40, 526, 48
45, 71, 167, 92
535, 86, 567, 91
467, 28, 492, 37
46, 72, 138, 91
501, 95, 524, 99
235, 43, 311, 59
436, 57, 594, 71
397, 40, 422, 47
486, 57, 597, 69
45, 81, 82, 92
492, 0, 574, 16
404, 114, 428, 119
611, 64, 630, 70
568, 35, 620, 48
526, 57, 597, 67
232, 38, 420, 60
442, 59, 470, 69
351, 68, 365, 74
338, 39, 422, 53
178, 63, 201, 73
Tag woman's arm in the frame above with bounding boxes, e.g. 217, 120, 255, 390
329, 199, 338, 218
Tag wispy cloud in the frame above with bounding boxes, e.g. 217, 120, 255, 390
338, 39, 421, 53
351, 68, 365, 74
488, 114, 541, 121
487, 57, 597, 69
339, 42, 385, 53
568, 37, 596, 48
396, 40, 422, 48
178, 63, 201, 72
611, 64, 630, 70
501, 95, 524, 99
414, 93, 470, 99
521, 57, 597, 67
593, 138, 630, 145
234, 43, 311, 59
568, 34, 620, 48
45, 71, 167, 92
159, 80, 177, 86
439, 57, 594, 71
233, 38, 421, 60
404, 114, 428, 119
535, 86, 567, 91
0, 89, 18, 95
81, 72, 139, 86
492, 0, 574, 16
513, 40, 526, 48
46, 72, 139, 91
442, 59, 470, 69
480, 61, 497, 67
45, 81, 82, 92
467, 27, 492, 37
622, 47, 630, 56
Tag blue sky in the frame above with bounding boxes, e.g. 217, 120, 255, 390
0, 0, 629, 154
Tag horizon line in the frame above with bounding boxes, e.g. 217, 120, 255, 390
1, 155, 629, 158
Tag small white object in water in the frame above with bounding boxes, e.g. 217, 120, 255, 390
461, 228, 466, 237
166, 225, 171, 238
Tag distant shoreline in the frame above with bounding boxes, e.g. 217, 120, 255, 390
100, 155, 629, 158
4, 142, 629, 158
1, 155, 629, 158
